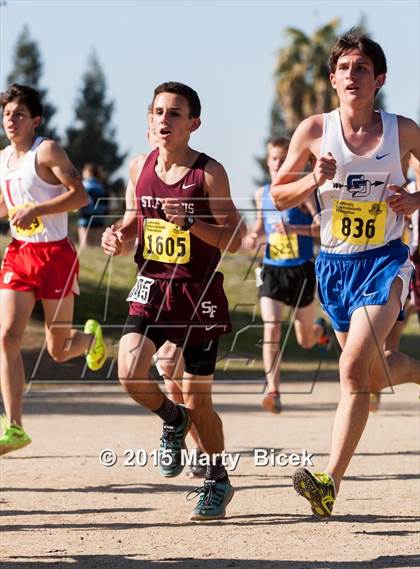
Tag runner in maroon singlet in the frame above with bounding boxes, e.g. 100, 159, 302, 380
102, 82, 245, 521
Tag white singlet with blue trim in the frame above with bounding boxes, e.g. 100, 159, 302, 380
0, 137, 68, 242
318, 109, 405, 254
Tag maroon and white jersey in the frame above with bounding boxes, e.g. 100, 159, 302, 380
134, 149, 222, 280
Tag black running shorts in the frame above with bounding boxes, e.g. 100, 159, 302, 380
258, 261, 316, 308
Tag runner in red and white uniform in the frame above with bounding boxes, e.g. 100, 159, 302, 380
0, 84, 107, 456
102, 81, 245, 521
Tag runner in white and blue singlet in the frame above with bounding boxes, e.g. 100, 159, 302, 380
271, 32, 420, 518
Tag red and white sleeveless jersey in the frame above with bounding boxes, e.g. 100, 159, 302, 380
0, 137, 68, 242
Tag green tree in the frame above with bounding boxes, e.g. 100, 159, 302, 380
6, 25, 59, 140
275, 20, 385, 132
65, 51, 126, 180
275, 19, 340, 132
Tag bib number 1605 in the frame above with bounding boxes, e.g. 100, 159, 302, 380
142, 218, 190, 264
145, 234, 186, 258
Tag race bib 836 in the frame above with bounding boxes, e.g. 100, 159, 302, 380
332, 199, 387, 245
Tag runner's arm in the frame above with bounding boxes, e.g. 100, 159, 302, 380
102, 156, 145, 256
0, 150, 6, 217
271, 116, 335, 210
387, 122, 420, 215
198, 160, 245, 252
163, 160, 246, 253
285, 197, 321, 238
0, 192, 7, 218
8, 142, 88, 229
28, 141, 87, 215
243, 187, 265, 249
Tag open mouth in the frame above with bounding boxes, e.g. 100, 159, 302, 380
160, 128, 171, 136
346, 85, 359, 92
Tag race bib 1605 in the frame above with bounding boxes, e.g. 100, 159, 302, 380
143, 219, 190, 264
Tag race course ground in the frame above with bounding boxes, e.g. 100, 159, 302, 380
1, 381, 419, 568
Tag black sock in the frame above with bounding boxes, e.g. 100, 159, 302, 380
206, 455, 228, 482
153, 397, 181, 426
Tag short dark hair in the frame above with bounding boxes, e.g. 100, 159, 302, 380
0, 83, 43, 118
267, 137, 290, 152
329, 31, 387, 77
152, 82, 201, 118
83, 163, 102, 179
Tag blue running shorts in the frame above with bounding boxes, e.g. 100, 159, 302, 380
316, 239, 413, 332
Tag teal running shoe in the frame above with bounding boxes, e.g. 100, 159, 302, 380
188, 478, 234, 521
159, 405, 191, 477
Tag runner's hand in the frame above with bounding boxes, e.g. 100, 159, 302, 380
275, 220, 288, 235
313, 152, 336, 186
243, 232, 258, 249
387, 185, 420, 215
162, 198, 186, 227
9, 205, 38, 229
102, 225, 122, 256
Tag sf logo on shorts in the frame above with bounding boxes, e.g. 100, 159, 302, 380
201, 300, 217, 318
127, 276, 155, 305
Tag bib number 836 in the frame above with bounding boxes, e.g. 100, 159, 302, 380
341, 217, 375, 239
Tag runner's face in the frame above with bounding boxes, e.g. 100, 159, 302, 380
2, 102, 41, 144
267, 146, 287, 181
151, 93, 200, 148
330, 49, 385, 106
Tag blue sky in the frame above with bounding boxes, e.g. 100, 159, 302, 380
1, 0, 419, 207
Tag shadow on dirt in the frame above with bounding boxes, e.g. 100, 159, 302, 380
4, 553, 420, 568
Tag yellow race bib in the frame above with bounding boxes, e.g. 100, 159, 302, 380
332, 200, 387, 246
8, 202, 45, 237
143, 218, 190, 264
269, 233, 299, 260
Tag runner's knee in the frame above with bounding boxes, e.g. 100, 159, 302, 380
184, 392, 213, 413
0, 327, 23, 355
118, 364, 151, 391
295, 330, 313, 349
47, 345, 69, 363
45, 331, 72, 363
264, 322, 281, 342
339, 352, 371, 392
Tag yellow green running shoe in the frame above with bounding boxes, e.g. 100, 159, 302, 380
84, 319, 107, 371
0, 420, 32, 457
293, 467, 336, 518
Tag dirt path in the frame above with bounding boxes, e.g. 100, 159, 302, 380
1, 380, 419, 568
